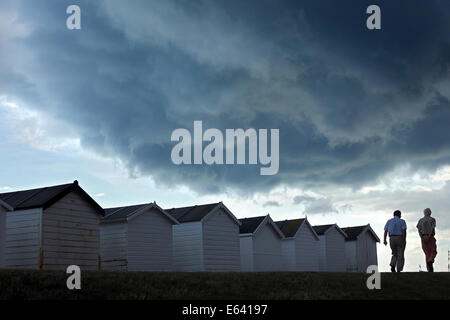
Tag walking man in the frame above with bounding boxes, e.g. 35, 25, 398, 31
384, 210, 407, 272
417, 208, 437, 272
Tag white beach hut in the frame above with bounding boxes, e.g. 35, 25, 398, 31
166, 202, 241, 271
100, 202, 179, 271
313, 224, 348, 272
275, 218, 319, 271
341, 225, 380, 272
0, 181, 103, 270
239, 215, 285, 271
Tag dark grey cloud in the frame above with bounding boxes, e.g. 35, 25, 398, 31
2, 0, 450, 195
292, 194, 338, 215
293, 195, 316, 205
262, 201, 281, 208
303, 198, 338, 215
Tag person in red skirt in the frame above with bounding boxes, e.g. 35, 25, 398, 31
416, 208, 437, 272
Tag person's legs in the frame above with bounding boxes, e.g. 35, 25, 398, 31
422, 236, 437, 272
396, 238, 405, 272
421, 236, 430, 271
389, 237, 398, 272
429, 236, 437, 263
430, 236, 437, 272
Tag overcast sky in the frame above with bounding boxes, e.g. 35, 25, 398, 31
1, 0, 450, 272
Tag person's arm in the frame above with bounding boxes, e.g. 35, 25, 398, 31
383, 221, 389, 245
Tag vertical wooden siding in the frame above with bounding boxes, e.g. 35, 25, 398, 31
5, 208, 41, 269
127, 208, 174, 271
324, 227, 346, 271
239, 236, 253, 271
0, 206, 5, 268
253, 224, 282, 271
280, 239, 295, 271
317, 235, 327, 271
356, 231, 378, 272
100, 222, 128, 270
203, 209, 240, 271
173, 222, 204, 271
295, 225, 319, 271
344, 241, 357, 272
42, 192, 100, 270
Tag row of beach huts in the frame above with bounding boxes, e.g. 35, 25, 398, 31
0, 181, 380, 272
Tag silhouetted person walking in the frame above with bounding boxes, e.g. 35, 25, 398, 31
417, 208, 437, 272
384, 210, 407, 272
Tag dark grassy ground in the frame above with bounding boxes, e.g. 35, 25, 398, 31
0, 269, 449, 300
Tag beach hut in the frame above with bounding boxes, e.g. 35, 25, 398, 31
0, 205, 6, 267
166, 202, 241, 271
0, 180, 103, 270
275, 218, 319, 271
341, 225, 380, 272
239, 215, 285, 271
100, 202, 178, 271
313, 224, 348, 271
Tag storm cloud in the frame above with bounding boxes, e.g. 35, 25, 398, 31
2, 0, 450, 195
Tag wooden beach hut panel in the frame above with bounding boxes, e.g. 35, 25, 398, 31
0, 205, 6, 267
0, 181, 103, 270
5, 208, 42, 269
313, 224, 347, 272
101, 203, 178, 271
167, 202, 241, 272
342, 225, 380, 272
172, 221, 204, 271
239, 215, 284, 271
100, 221, 128, 270
275, 218, 319, 271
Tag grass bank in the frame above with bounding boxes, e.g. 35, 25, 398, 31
0, 270, 449, 300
